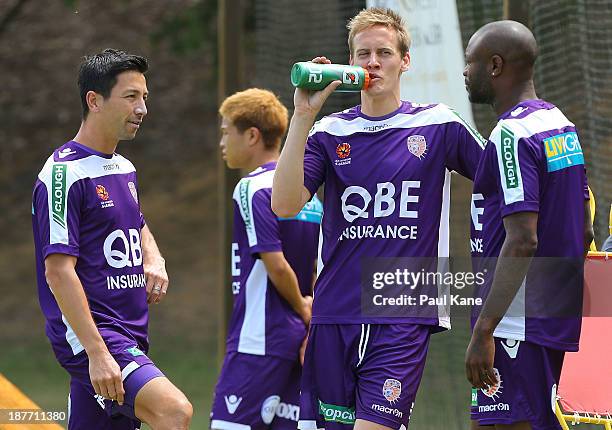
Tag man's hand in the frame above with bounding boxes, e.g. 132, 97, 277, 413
299, 333, 309, 366
145, 255, 168, 304
298, 295, 313, 326
293, 57, 342, 118
88, 348, 125, 405
465, 330, 497, 390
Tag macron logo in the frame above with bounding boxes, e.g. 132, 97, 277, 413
500, 339, 520, 359
224, 395, 242, 414
58, 148, 77, 159
510, 107, 528, 117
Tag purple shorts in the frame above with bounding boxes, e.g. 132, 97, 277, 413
298, 324, 431, 430
471, 338, 565, 430
211, 351, 301, 430
61, 341, 164, 430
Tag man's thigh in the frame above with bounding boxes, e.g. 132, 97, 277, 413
271, 361, 302, 430
298, 324, 431, 430
211, 351, 296, 430
471, 338, 564, 430
62, 342, 164, 429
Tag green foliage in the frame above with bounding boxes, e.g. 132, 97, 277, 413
62, 0, 78, 9
150, 0, 218, 55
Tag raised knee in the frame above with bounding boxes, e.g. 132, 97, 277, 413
145, 395, 193, 428
166, 396, 193, 426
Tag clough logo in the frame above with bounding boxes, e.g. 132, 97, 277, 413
51, 164, 67, 228
104, 229, 142, 268
341, 181, 420, 223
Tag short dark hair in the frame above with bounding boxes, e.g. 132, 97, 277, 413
78, 48, 148, 119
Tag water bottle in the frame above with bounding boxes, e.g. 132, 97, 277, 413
290, 62, 370, 92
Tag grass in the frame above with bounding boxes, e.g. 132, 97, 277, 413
2, 329, 599, 430
0, 336, 218, 429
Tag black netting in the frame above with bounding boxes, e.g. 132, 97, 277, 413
532, 0, 612, 245
253, 0, 366, 118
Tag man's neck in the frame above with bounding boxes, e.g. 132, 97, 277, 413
493, 81, 537, 117
73, 121, 118, 155
243, 150, 279, 174
360, 90, 402, 118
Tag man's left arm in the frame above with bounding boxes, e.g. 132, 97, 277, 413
141, 224, 169, 304
465, 212, 538, 389
444, 108, 487, 180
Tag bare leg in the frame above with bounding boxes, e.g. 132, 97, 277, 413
134, 377, 193, 430
353, 418, 394, 430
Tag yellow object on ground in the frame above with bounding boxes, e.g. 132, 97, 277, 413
0, 373, 64, 429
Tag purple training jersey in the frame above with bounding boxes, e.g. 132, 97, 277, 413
470, 100, 588, 351
225, 161, 322, 360
304, 102, 486, 327
32, 141, 149, 364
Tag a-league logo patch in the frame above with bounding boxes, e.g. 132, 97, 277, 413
96, 185, 110, 201
406, 135, 427, 159
383, 379, 402, 403
336, 143, 351, 159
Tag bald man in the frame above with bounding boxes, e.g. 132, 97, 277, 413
463, 21, 593, 430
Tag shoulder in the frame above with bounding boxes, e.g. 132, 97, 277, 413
232, 168, 274, 204
495, 103, 574, 142
37, 147, 90, 192
308, 106, 361, 137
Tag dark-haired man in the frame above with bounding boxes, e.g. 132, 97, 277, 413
32, 49, 192, 430
464, 21, 593, 430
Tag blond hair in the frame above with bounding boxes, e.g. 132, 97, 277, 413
347, 7, 411, 56
219, 88, 288, 150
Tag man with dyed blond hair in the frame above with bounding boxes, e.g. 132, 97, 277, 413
273, 7, 485, 430
211, 88, 322, 430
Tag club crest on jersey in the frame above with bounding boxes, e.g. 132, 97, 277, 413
96, 185, 114, 208
407, 135, 427, 159
383, 379, 402, 403
128, 181, 138, 203
480, 368, 503, 399
335, 143, 352, 166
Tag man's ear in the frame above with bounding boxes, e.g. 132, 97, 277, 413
86, 91, 103, 113
400, 52, 410, 73
246, 126, 262, 147
490, 54, 503, 78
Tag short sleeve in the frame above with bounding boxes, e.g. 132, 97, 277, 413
303, 130, 327, 197
33, 163, 84, 259
444, 109, 486, 180
247, 188, 282, 255
491, 123, 541, 217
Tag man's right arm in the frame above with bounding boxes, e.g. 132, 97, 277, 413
272, 57, 341, 217
260, 251, 312, 325
44, 253, 125, 405
272, 113, 317, 217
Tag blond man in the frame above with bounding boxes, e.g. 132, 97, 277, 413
273, 8, 485, 430
211, 89, 322, 430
